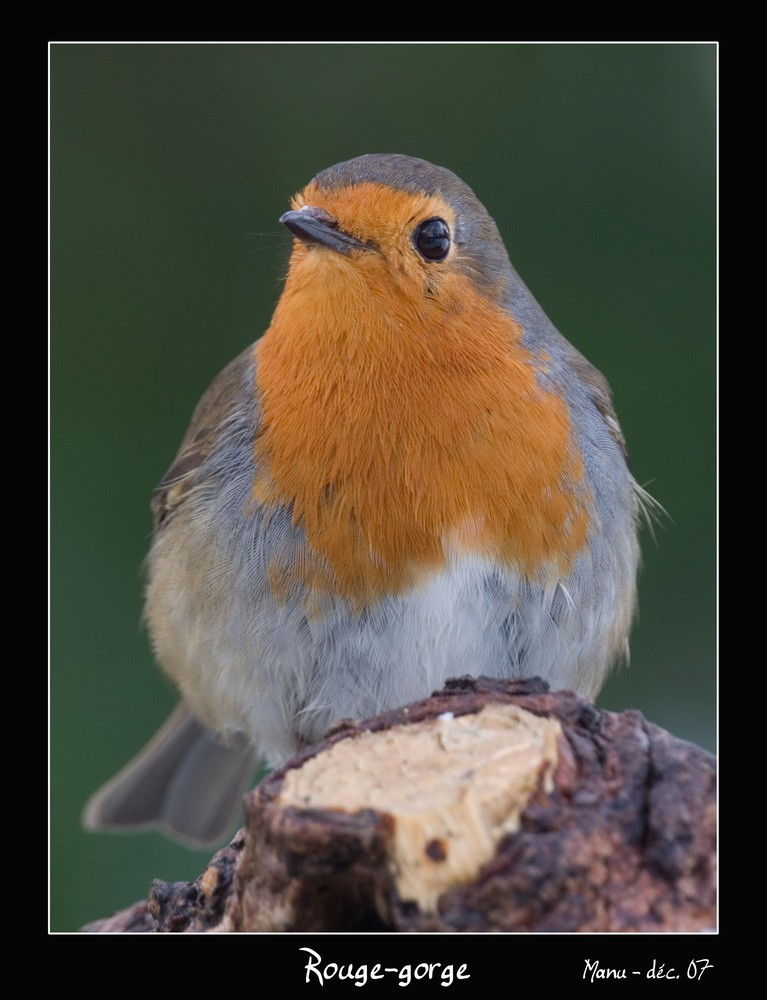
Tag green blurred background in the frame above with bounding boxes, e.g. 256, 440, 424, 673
51, 43, 716, 932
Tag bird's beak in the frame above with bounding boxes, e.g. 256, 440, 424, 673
280, 206, 372, 256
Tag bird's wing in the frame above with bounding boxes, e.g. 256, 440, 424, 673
152, 345, 256, 530
558, 339, 630, 464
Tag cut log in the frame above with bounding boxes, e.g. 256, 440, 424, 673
81, 677, 716, 933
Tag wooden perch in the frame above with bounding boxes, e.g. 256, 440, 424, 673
82, 677, 716, 933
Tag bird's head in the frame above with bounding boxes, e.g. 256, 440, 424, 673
279, 153, 513, 311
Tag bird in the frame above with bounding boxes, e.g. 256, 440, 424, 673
84, 153, 645, 846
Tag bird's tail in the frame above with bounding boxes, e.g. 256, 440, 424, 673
82, 703, 258, 847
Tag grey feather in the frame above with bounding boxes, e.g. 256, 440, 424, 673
83, 703, 257, 846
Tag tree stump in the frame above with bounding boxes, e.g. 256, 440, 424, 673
82, 677, 716, 933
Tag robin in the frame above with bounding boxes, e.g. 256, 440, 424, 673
84, 153, 645, 846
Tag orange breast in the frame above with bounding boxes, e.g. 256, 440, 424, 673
253, 242, 590, 608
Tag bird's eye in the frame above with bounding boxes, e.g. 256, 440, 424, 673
413, 217, 451, 262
